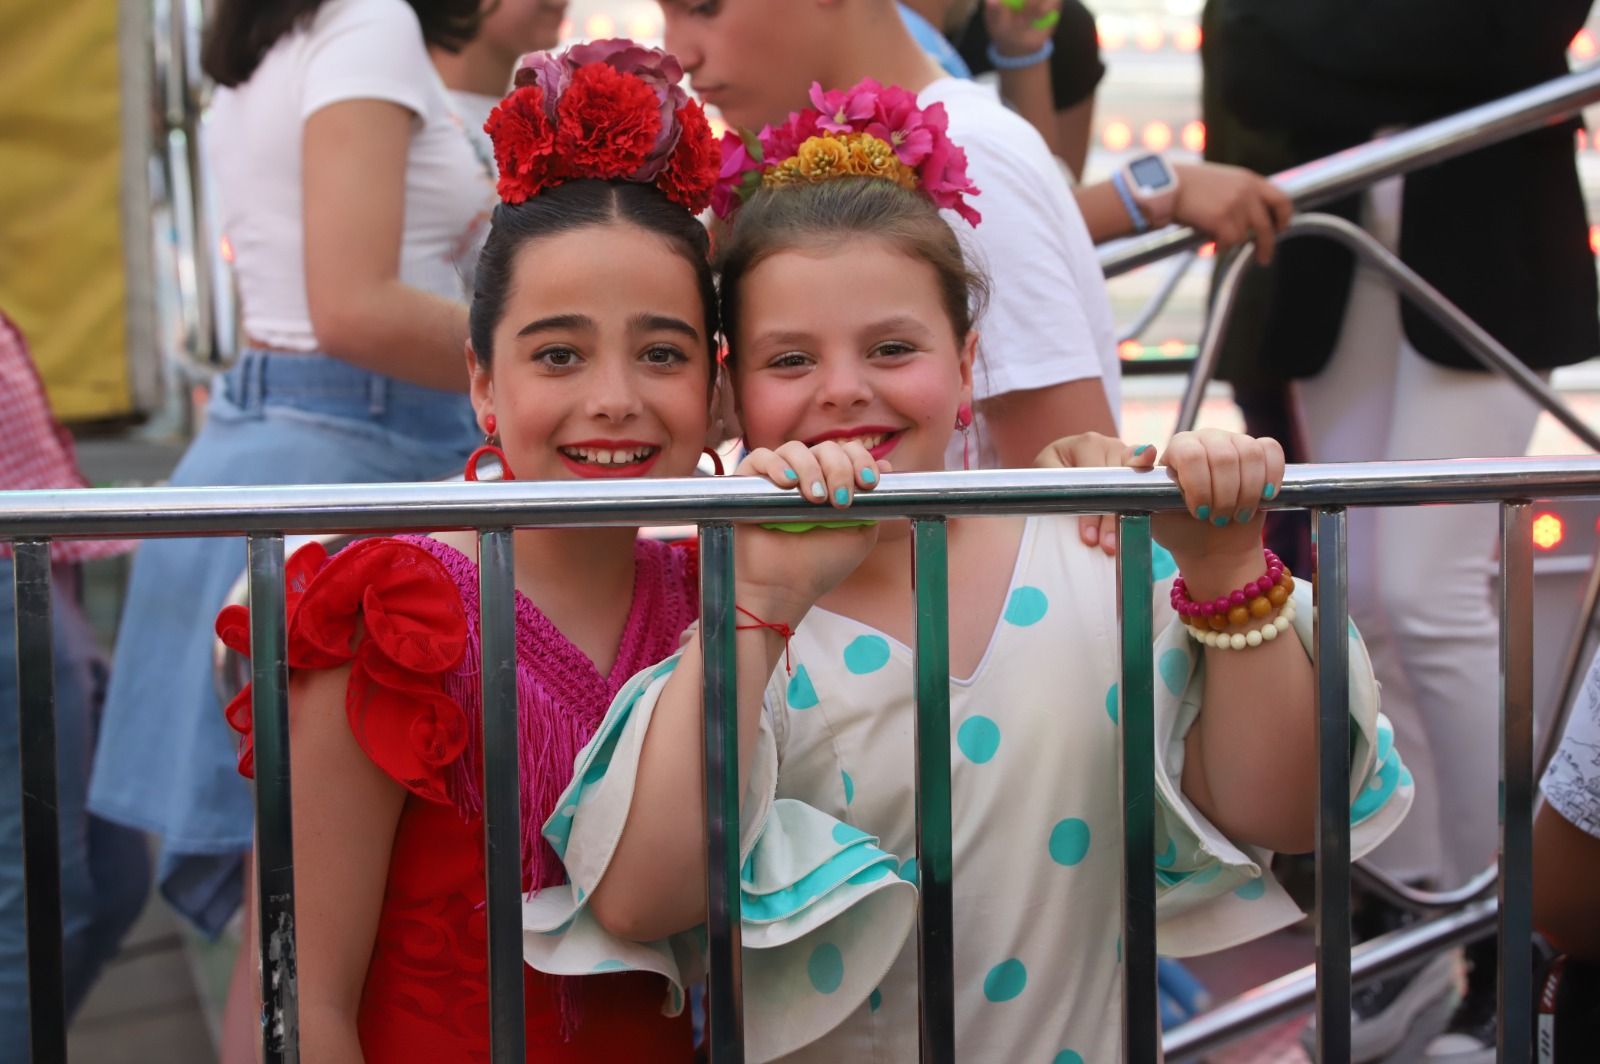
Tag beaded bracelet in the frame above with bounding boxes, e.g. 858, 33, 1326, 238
1172, 550, 1292, 632
1186, 603, 1297, 650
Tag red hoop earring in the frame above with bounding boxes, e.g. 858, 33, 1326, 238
702, 447, 725, 476
955, 402, 974, 471
465, 413, 516, 481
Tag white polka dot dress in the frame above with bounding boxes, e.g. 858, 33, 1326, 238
523, 515, 1414, 1062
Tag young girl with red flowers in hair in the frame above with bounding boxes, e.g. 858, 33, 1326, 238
519, 84, 1419, 1062
215, 41, 731, 1061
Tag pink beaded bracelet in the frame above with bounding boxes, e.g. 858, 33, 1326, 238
1171, 549, 1294, 632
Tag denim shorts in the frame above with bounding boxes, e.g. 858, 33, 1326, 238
87, 352, 479, 933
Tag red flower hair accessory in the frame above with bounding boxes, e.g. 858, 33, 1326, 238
712, 78, 981, 226
484, 39, 721, 213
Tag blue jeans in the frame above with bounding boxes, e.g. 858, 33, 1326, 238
0, 559, 151, 1045
88, 351, 480, 933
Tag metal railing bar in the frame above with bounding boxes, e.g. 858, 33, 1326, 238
1172, 215, 1600, 454
1498, 503, 1535, 1064
1312, 509, 1352, 1064
478, 529, 527, 1062
910, 518, 955, 1064
247, 534, 299, 1063
1100, 63, 1600, 277
1115, 251, 1199, 346
1116, 515, 1158, 1064
699, 522, 744, 1061
13, 541, 66, 1064
1164, 900, 1499, 1062
1352, 861, 1498, 914
4, 460, 1600, 541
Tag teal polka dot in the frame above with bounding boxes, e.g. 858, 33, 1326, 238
1003, 585, 1049, 626
1189, 863, 1223, 886
898, 857, 919, 886
1376, 721, 1394, 764
788, 665, 819, 709
983, 958, 1028, 1002
1105, 683, 1119, 724
1053, 1053, 1086, 1064
956, 716, 1001, 764
869, 988, 883, 1012
832, 821, 868, 846
1159, 647, 1191, 695
1234, 878, 1266, 901
593, 959, 629, 972
1151, 543, 1178, 581
842, 770, 855, 805
843, 635, 891, 674
1048, 818, 1091, 866
808, 943, 845, 993
1399, 766, 1414, 788
1154, 839, 1177, 868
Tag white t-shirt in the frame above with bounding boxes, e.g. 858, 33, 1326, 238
206, 0, 497, 351
1543, 651, 1600, 839
918, 78, 1121, 470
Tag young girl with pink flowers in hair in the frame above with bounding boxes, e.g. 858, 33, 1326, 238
520, 83, 1418, 1062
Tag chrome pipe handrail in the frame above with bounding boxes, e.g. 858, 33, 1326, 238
1115, 251, 1198, 346
1099, 63, 1600, 278
1164, 901, 1499, 1062
3, 458, 1600, 540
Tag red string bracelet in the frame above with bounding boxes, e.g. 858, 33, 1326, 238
736, 605, 796, 674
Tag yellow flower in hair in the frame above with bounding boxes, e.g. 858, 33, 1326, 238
845, 133, 919, 189
796, 135, 851, 179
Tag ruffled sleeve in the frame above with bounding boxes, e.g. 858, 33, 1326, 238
521, 655, 916, 1063
1147, 576, 1416, 956
215, 538, 472, 806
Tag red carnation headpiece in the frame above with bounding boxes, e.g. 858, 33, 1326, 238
484, 40, 721, 214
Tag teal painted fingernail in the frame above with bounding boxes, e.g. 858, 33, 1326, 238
810, 480, 825, 498
1196, 505, 1210, 520
1262, 483, 1277, 499
783, 468, 798, 481
860, 467, 877, 484
1134, 444, 1151, 456
1212, 514, 1230, 527
834, 486, 850, 505
1237, 509, 1252, 522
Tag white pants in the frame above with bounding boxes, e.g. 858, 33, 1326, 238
1292, 176, 1546, 887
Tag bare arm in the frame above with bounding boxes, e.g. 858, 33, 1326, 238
979, 378, 1117, 469
303, 99, 471, 391
997, 62, 1067, 160
1053, 95, 1094, 184
1534, 801, 1600, 960
272, 663, 406, 1061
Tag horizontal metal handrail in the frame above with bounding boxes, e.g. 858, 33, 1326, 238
1099, 63, 1600, 278
3, 457, 1599, 540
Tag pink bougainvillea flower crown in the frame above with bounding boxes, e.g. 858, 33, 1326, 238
712, 78, 981, 226
485, 39, 720, 213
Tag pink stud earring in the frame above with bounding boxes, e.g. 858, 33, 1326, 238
955, 403, 974, 470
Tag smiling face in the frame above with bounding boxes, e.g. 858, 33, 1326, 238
658, 0, 832, 131
471, 222, 713, 481
730, 238, 975, 471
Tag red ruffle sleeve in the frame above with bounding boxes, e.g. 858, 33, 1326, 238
216, 538, 470, 805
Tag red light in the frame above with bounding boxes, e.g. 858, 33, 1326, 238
1103, 121, 1133, 151
1098, 22, 1127, 51
1173, 25, 1202, 52
1198, 242, 1217, 258
218, 234, 235, 264
1573, 29, 1597, 59
628, 13, 660, 39
1579, 129, 1589, 152
1143, 121, 1173, 152
586, 13, 616, 38
1136, 24, 1164, 51
1533, 512, 1565, 551
1181, 120, 1206, 153
1118, 340, 1143, 360
1159, 339, 1187, 358
1589, 224, 1600, 255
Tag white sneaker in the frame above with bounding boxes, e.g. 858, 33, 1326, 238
1300, 950, 1461, 1063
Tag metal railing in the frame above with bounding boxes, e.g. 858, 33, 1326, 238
6, 457, 1599, 1062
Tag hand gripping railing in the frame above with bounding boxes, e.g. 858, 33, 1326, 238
6, 457, 1599, 1063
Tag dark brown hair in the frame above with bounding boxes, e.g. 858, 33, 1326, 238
715, 177, 989, 360
202, 0, 483, 87
469, 179, 719, 368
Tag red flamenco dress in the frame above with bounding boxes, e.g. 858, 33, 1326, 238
218, 534, 699, 1061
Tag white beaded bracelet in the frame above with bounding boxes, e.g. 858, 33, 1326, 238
1185, 603, 1297, 650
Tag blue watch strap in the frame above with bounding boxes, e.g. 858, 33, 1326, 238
1111, 171, 1150, 234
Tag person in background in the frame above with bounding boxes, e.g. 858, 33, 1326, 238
1201, 2, 1600, 1060
0, 310, 150, 1048
898, 0, 1292, 252
85, 1, 495, 1059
